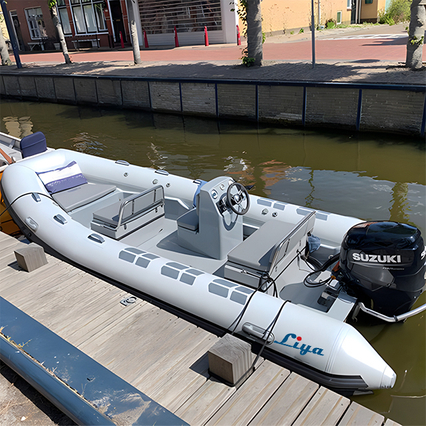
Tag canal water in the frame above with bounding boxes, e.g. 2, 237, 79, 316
1, 99, 425, 426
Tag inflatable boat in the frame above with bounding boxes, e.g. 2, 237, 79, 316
0, 132, 24, 235
2, 132, 425, 393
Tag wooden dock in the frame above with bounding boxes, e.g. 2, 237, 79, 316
0, 231, 400, 426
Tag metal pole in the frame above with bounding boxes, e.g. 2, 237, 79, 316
1, 0, 22, 68
311, 0, 315, 68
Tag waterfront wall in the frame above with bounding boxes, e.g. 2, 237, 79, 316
1, 72, 425, 136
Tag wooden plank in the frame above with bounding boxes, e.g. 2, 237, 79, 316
206, 360, 290, 426
383, 419, 402, 426
175, 376, 237, 426
249, 372, 319, 426
144, 333, 220, 412
293, 386, 350, 426
121, 323, 212, 386
338, 402, 384, 426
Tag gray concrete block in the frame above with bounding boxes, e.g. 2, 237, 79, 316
361, 90, 424, 134
74, 77, 97, 104
150, 82, 181, 112
121, 80, 150, 109
35, 77, 56, 100
306, 87, 359, 128
54, 77, 76, 102
97, 79, 122, 106
217, 84, 256, 118
181, 82, 216, 116
259, 85, 303, 124
18, 76, 37, 98
3, 75, 20, 96
14, 243, 48, 272
208, 333, 252, 386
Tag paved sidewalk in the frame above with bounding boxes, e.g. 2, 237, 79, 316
1, 23, 425, 86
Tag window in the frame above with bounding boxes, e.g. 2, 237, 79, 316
337, 11, 342, 24
57, 1, 72, 35
25, 8, 47, 39
347, 0, 352, 9
70, 0, 107, 34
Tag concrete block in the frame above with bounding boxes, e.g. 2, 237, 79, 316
181, 82, 216, 116
208, 333, 252, 386
259, 85, 303, 124
306, 87, 359, 128
3, 75, 20, 96
121, 80, 150, 109
0, 75, 5, 95
150, 82, 181, 112
361, 90, 425, 134
18, 76, 37, 98
35, 76, 56, 100
97, 79, 122, 106
14, 243, 48, 272
217, 84, 256, 118
54, 77, 76, 103
74, 77, 97, 104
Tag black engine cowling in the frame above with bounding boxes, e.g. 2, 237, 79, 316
339, 221, 426, 317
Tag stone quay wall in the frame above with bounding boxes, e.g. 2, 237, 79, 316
1, 72, 425, 136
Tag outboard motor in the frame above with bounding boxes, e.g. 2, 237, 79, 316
339, 221, 426, 317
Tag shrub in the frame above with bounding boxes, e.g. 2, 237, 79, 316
379, 0, 411, 25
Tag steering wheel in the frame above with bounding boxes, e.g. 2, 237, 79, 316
226, 182, 250, 215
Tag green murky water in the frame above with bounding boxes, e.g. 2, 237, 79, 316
1, 99, 425, 425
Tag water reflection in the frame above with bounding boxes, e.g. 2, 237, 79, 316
0, 100, 425, 425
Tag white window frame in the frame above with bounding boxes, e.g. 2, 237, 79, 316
25, 7, 47, 40
337, 11, 342, 24
70, 0, 107, 35
347, 0, 352, 9
56, 1, 72, 35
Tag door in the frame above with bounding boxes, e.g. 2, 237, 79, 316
109, 0, 126, 43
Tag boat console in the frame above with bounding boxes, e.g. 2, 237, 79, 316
177, 177, 245, 259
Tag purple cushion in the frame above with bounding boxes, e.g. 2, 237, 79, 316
37, 161, 87, 194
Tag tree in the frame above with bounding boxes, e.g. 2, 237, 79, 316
48, 0, 71, 64
0, 23, 11, 65
126, 0, 141, 65
246, 0, 263, 66
406, 0, 425, 70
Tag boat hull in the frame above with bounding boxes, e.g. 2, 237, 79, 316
1, 149, 397, 392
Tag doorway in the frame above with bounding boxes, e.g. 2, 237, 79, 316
109, 0, 126, 44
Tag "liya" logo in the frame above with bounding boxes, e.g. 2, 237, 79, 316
274, 333, 324, 356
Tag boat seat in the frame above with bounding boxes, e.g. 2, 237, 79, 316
91, 185, 165, 240
176, 208, 199, 231
52, 183, 117, 212
224, 211, 316, 288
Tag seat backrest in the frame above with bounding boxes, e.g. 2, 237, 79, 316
21, 132, 47, 158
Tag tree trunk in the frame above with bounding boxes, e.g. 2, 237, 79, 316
406, 0, 426, 70
0, 28, 12, 65
246, 0, 263, 66
51, 5, 71, 64
126, 0, 142, 65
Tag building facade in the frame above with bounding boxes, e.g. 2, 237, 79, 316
3, 0, 391, 52
4, 0, 130, 51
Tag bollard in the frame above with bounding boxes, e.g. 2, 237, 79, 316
236, 25, 241, 46
143, 29, 149, 48
174, 26, 179, 47
119, 31, 124, 48
204, 26, 209, 46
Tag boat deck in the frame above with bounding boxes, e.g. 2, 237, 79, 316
0, 231, 400, 426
